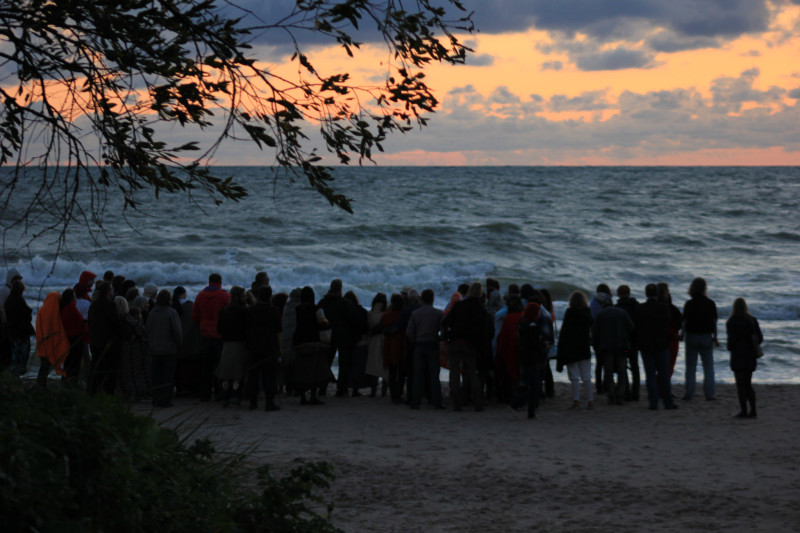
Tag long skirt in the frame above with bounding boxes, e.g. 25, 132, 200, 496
217, 341, 248, 382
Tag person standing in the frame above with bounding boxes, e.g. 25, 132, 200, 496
318, 279, 358, 397
512, 302, 547, 419
615, 285, 640, 401
88, 282, 125, 395
216, 286, 248, 407
406, 289, 445, 410
635, 284, 678, 411
0, 268, 23, 371
245, 285, 282, 411
4, 279, 35, 377
589, 283, 613, 393
441, 282, 489, 412
146, 289, 182, 407
726, 298, 762, 418
192, 273, 230, 401
557, 291, 594, 410
682, 277, 718, 401
592, 297, 634, 405
60, 288, 89, 383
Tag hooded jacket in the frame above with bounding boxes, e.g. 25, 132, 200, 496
36, 292, 70, 376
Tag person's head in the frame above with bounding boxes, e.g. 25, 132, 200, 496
300, 286, 316, 304
209, 273, 222, 285
74, 282, 89, 299
390, 293, 405, 311
486, 277, 500, 294
125, 287, 139, 302
507, 284, 521, 296
506, 294, 524, 313
79, 270, 97, 287
596, 283, 611, 295
688, 277, 707, 298
114, 295, 129, 316
528, 288, 544, 305
524, 302, 541, 322
143, 284, 158, 300
520, 283, 535, 302
273, 293, 288, 312
421, 289, 434, 305
254, 271, 269, 287
466, 282, 483, 300
132, 295, 150, 313
645, 283, 658, 299
103, 270, 115, 282
656, 282, 671, 304
112, 275, 126, 294
731, 297, 750, 317
289, 287, 302, 302
173, 286, 187, 301
10, 279, 25, 295
540, 288, 554, 312
156, 289, 171, 307
371, 292, 388, 311
407, 289, 420, 303
60, 288, 76, 308
344, 290, 360, 307
121, 280, 137, 299
568, 290, 588, 309
329, 278, 343, 296
229, 285, 246, 303
457, 283, 470, 297
97, 281, 114, 300
617, 285, 631, 298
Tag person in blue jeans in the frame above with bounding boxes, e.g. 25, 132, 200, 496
682, 277, 718, 401
635, 283, 678, 411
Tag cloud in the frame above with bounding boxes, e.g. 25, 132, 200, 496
348, 68, 800, 163
789, 88, 800, 99
540, 61, 563, 71
574, 47, 654, 71
548, 91, 610, 112
465, 54, 495, 67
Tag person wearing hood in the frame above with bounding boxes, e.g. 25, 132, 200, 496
37, 291, 71, 386
511, 302, 548, 419
5, 279, 35, 377
0, 268, 23, 370
192, 273, 230, 401
590, 284, 613, 394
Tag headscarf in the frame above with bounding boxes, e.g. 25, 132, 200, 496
35, 292, 70, 376
523, 302, 541, 323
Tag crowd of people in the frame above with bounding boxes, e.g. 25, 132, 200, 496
0, 269, 764, 419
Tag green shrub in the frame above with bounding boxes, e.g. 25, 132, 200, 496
0, 374, 340, 532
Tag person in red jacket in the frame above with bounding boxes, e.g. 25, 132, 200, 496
192, 273, 230, 401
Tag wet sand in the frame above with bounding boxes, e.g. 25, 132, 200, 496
137, 382, 800, 532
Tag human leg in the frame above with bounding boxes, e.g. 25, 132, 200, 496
641, 351, 659, 409
567, 362, 581, 402
698, 335, 715, 400
734, 371, 748, 415
684, 335, 699, 399
655, 348, 675, 408
579, 358, 594, 404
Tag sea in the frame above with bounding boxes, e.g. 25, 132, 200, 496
2, 166, 799, 383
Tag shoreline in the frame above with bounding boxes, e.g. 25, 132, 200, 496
136, 382, 800, 532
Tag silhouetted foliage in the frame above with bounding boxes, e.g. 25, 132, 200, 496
0, 0, 474, 248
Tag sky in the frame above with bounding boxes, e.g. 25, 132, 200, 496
217, 0, 800, 166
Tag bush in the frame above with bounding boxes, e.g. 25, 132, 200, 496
0, 374, 340, 532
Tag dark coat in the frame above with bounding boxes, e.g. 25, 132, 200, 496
4, 293, 34, 339
88, 296, 125, 352
557, 307, 593, 368
293, 302, 320, 346
318, 293, 358, 349
245, 302, 282, 356
217, 302, 248, 342
727, 314, 762, 373
592, 305, 633, 352
442, 297, 490, 348
634, 298, 670, 352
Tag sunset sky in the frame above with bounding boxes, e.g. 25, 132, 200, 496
224, 0, 800, 166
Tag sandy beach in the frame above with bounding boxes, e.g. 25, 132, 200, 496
137, 382, 800, 532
